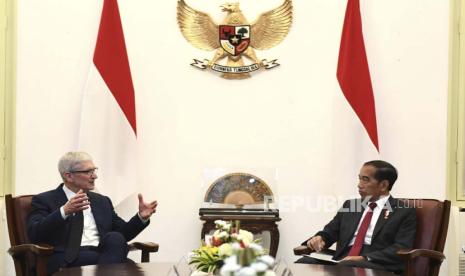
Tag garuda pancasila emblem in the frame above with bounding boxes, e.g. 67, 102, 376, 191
177, 0, 293, 79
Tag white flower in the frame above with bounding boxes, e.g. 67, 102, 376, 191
218, 231, 229, 239
215, 220, 226, 227
263, 271, 277, 276
236, 267, 256, 276
247, 243, 264, 255
223, 223, 231, 231
220, 265, 240, 276
220, 256, 241, 276
238, 230, 254, 245
250, 262, 268, 272
220, 264, 240, 276
213, 230, 229, 241
218, 243, 233, 256
223, 255, 238, 265
257, 255, 275, 267
204, 235, 213, 246
214, 220, 232, 231
231, 242, 242, 251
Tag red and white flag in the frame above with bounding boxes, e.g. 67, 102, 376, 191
337, 0, 379, 151
78, 0, 137, 205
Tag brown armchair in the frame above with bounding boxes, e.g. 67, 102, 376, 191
293, 199, 451, 276
396, 199, 450, 276
5, 194, 159, 276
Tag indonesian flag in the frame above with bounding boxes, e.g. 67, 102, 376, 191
78, 0, 137, 205
337, 0, 379, 151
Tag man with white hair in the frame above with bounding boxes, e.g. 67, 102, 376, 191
27, 151, 158, 274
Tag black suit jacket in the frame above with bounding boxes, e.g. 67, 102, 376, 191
303, 196, 416, 273
27, 184, 149, 252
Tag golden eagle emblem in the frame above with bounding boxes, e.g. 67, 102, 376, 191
177, 0, 293, 79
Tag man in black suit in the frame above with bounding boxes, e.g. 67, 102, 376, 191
27, 151, 158, 274
296, 160, 416, 274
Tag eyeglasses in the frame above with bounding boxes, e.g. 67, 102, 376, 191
69, 168, 98, 176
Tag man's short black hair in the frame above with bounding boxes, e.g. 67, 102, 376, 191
363, 160, 398, 190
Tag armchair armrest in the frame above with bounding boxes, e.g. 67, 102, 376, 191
397, 248, 445, 262
293, 245, 313, 256
8, 244, 53, 276
397, 249, 445, 276
129, 242, 159, 263
8, 243, 54, 258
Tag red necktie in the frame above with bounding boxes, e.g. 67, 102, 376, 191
348, 202, 377, 256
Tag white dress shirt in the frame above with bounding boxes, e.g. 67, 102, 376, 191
349, 195, 390, 246
60, 185, 100, 246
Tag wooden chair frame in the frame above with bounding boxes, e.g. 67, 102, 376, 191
294, 199, 451, 276
5, 194, 159, 276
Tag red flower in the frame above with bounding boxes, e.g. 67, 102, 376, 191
212, 236, 223, 247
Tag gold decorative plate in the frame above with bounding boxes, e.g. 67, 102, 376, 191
204, 173, 273, 205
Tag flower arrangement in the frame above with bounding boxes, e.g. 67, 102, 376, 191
189, 220, 276, 276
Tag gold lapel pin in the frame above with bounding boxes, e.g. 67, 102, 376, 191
384, 210, 390, 219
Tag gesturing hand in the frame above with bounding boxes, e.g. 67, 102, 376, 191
138, 193, 158, 220
307, 235, 326, 252
63, 189, 90, 215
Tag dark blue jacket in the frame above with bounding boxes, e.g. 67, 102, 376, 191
27, 184, 148, 252
303, 196, 416, 273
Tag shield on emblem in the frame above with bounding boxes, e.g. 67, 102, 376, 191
219, 25, 250, 56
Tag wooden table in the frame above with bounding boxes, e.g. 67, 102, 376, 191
54, 262, 395, 276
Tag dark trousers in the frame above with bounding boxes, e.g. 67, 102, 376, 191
47, 232, 129, 275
